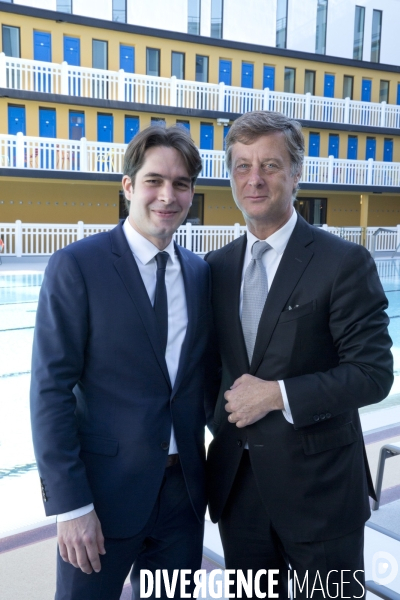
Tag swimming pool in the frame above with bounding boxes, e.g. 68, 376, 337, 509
1, 262, 400, 535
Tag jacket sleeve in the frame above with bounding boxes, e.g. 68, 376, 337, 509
30, 249, 94, 515
284, 243, 393, 429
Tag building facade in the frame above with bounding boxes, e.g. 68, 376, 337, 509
1, 0, 400, 228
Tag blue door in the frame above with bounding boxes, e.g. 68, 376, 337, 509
200, 123, 214, 177
120, 45, 135, 73
383, 139, 393, 162
397, 83, 400, 105
34, 31, 51, 62
324, 74, 335, 98
219, 59, 231, 85
69, 111, 85, 140
124, 116, 139, 143
8, 105, 26, 135
347, 136, 358, 159
97, 114, 113, 142
39, 107, 56, 169
39, 108, 56, 137
223, 125, 231, 150
361, 79, 372, 102
241, 63, 254, 88
64, 36, 80, 65
328, 134, 339, 158
309, 133, 320, 157
263, 66, 275, 90
365, 138, 376, 160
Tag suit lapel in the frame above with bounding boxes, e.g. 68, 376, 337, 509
250, 216, 314, 375
221, 235, 250, 375
110, 224, 171, 388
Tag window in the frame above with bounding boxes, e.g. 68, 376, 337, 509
380, 80, 389, 103
186, 193, 204, 225
2, 25, 20, 57
315, 0, 328, 54
113, 0, 126, 22
92, 40, 108, 70
284, 68, 295, 93
176, 120, 190, 131
151, 117, 166, 127
371, 10, 382, 63
57, 0, 72, 12
211, 0, 223, 38
172, 52, 185, 80
195, 55, 208, 82
69, 111, 85, 140
353, 6, 365, 60
188, 0, 201, 35
276, 0, 288, 49
343, 75, 353, 99
146, 48, 160, 77
304, 70, 315, 95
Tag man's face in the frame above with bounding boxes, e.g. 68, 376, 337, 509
122, 146, 194, 249
230, 132, 300, 236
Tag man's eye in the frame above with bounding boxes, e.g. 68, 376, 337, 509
236, 164, 249, 170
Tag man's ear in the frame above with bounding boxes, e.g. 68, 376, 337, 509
122, 175, 133, 200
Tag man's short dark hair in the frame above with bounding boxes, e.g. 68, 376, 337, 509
225, 111, 304, 177
123, 125, 203, 210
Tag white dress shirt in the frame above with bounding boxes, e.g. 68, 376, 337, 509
240, 209, 297, 426
58, 219, 187, 522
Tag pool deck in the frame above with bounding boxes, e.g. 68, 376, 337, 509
1, 257, 400, 599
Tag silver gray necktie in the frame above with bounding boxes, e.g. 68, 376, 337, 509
241, 241, 271, 363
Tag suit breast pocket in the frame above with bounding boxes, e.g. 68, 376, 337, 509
278, 300, 317, 324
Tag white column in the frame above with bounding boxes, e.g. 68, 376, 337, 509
218, 82, 225, 112
328, 155, 334, 184
380, 101, 386, 128
263, 88, 270, 111
234, 223, 241, 239
0, 52, 6, 88
367, 158, 373, 186
305, 92, 311, 120
16, 132, 24, 169
118, 69, 125, 102
77, 221, 84, 241
80, 137, 88, 172
15, 220, 23, 258
185, 222, 192, 250
170, 76, 177, 108
344, 97, 350, 124
61, 61, 69, 95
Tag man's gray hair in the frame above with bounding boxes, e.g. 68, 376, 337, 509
225, 111, 305, 177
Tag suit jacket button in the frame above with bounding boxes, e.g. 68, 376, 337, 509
313, 415, 320, 422
237, 440, 242, 447
319, 414, 326, 420
161, 442, 169, 451
326, 413, 332, 419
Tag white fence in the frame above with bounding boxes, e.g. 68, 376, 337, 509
1, 53, 400, 128
1, 221, 399, 257
1, 133, 400, 186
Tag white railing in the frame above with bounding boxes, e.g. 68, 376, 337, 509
1, 133, 400, 187
1, 221, 399, 258
1, 53, 400, 128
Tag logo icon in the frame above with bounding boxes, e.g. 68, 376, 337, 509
372, 551, 398, 586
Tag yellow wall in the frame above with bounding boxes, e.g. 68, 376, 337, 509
199, 187, 245, 226
1, 10, 400, 102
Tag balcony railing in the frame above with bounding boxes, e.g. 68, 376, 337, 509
1, 221, 399, 257
1, 53, 400, 128
1, 133, 400, 187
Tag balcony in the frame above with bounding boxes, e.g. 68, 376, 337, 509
0, 133, 400, 187
1, 53, 400, 128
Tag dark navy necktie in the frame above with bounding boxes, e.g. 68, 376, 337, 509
154, 251, 169, 354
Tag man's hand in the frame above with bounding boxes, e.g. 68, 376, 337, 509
224, 374, 284, 428
57, 510, 106, 574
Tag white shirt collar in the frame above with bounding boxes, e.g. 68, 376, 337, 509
122, 218, 177, 265
246, 209, 298, 255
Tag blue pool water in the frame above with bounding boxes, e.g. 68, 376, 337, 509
0, 261, 400, 534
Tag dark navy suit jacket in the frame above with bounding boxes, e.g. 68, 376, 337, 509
30, 222, 213, 538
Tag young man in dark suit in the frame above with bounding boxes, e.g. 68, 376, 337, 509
30, 125, 214, 599
206, 111, 393, 598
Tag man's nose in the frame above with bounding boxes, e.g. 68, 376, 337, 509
248, 166, 265, 187
158, 182, 176, 202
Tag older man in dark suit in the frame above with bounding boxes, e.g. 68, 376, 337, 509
30, 125, 213, 600
206, 111, 393, 599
